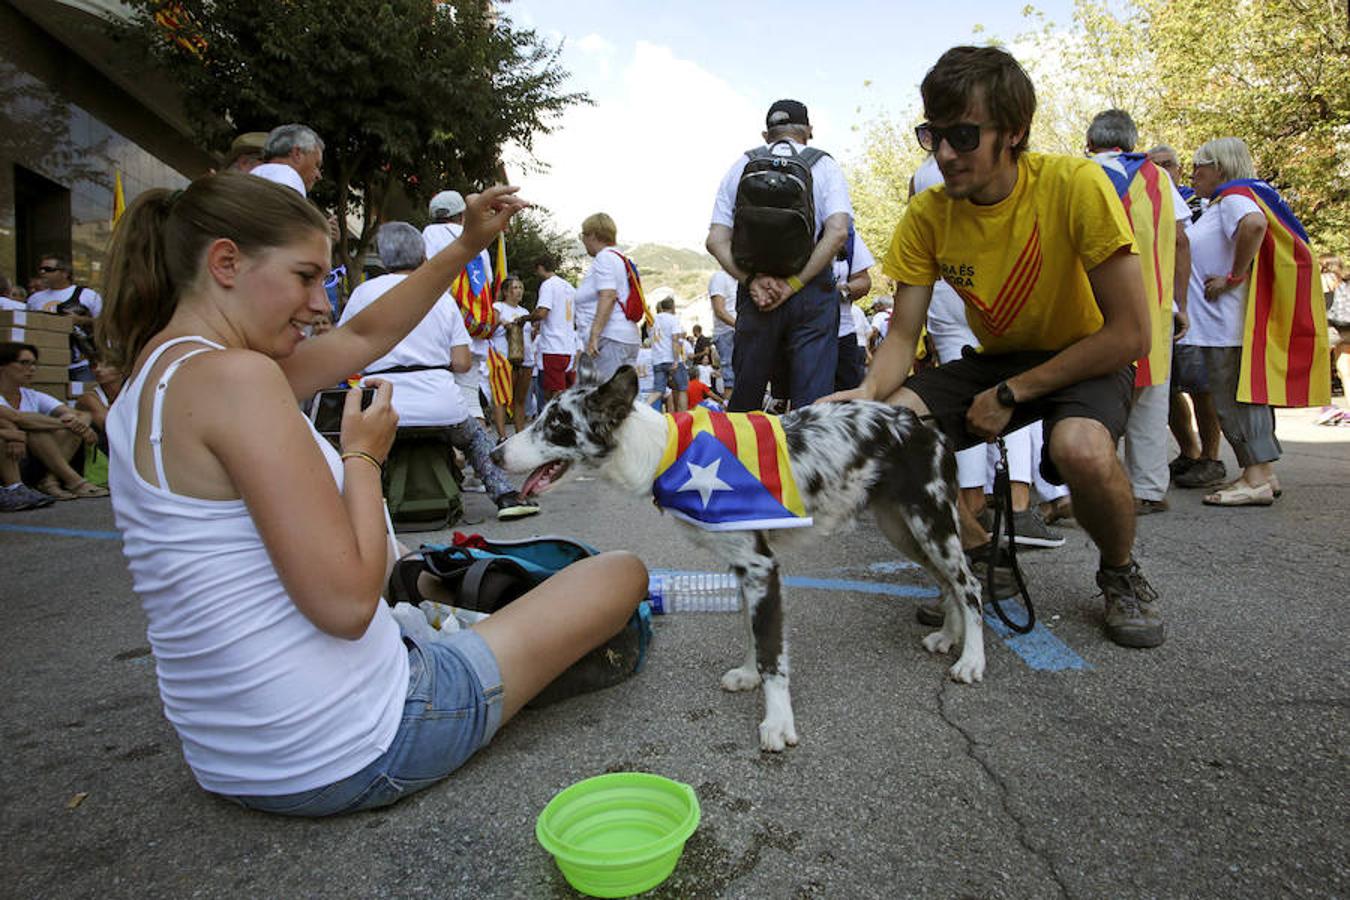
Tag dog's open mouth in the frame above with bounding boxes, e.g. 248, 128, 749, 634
519, 460, 572, 498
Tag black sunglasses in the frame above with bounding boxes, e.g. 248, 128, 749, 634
36, 265, 61, 273
915, 122, 988, 154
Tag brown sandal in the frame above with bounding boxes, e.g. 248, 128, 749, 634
36, 477, 77, 501
67, 481, 110, 499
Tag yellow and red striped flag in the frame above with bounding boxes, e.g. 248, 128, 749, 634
1097, 152, 1177, 387
652, 407, 810, 531
1215, 180, 1328, 407
451, 249, 512, 411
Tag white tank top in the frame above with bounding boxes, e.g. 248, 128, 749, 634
107, 337, 407, 796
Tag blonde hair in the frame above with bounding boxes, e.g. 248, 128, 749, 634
1193, 137, 1256, 182
98, 173, 328, 372
581, 212, 617, 244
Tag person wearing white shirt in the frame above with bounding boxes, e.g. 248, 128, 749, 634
26, 254, 103, 381
833, 231, 875, 390
0, 340, 104, 500
1183, 137, 1281, 507
1086, 110, 1193, 514
576, 212, 640, 381
491, 276, 533, 435
529, 256, 577, 399
424, 190, 495, 425
707, 269, 737, 392
706, 99, 854, 411
650, 297, 688, 412
339, 223, 537, 521
250, 124, 324, 196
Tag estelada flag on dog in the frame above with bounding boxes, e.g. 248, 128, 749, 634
652, 408, 811, 531
1097, 152, 1177, 388
1213, 179, 1328, 407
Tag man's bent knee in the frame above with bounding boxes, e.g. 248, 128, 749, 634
1049, 418, 1119, 483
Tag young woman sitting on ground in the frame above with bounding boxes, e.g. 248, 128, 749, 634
0, 341, 105, 500
100, 174, 647, 816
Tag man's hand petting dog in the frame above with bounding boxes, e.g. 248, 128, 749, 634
966, 386, 1014, 441
814, 384, 875, 405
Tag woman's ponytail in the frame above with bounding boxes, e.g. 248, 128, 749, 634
98, 188, 178, 373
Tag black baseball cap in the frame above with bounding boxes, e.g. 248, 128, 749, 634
766, 99, 810, 128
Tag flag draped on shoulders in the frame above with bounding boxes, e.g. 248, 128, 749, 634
1215, 179, 1328, 407
1098, 152, 1176, 387
652, 408, 811, 531
452, 243, 512, 410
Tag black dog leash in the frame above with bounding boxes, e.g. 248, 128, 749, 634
986, 437, 1036, 634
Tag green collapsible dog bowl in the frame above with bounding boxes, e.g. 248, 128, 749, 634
536, 772, 701, 898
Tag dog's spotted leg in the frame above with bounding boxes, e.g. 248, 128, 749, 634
871, 438, 987, 684
734, 533, 797, 752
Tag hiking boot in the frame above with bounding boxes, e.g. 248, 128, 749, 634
916, 545, 1019, 626
1168, 455, 1198, 478
1133, 497, 1169, 515
1096, 560, 1165, 648
1174, 458, 1226, 488
494, 491, 540, 521
1010, 509, 1066, 548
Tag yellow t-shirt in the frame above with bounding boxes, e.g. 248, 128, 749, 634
883, 153, 1137, 354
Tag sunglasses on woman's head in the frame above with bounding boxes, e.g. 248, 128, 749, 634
915, 122, 987, 154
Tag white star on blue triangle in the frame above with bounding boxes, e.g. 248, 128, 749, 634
677, 458, 733, 507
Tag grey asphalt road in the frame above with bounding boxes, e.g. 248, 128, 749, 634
2, 410, 1346, 899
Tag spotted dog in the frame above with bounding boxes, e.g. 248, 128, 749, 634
491, 366, 986, 752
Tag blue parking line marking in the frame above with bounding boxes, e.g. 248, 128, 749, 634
982, 600, 1092, 671
651, 567, 1090, 672
0, 523, 121, 540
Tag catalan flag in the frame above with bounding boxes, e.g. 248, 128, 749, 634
652, 407, 811, 531
1097, 152, 1177, 387
1215, 179, 1329, 407
452, 249, 513, 410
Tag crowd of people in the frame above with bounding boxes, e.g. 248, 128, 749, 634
1, 43, 1340, 817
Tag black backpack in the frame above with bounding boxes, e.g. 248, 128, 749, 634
731, 141, 828, 277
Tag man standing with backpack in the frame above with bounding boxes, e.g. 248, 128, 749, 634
706, 100, 854, 411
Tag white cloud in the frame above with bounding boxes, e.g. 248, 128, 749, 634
575, 33, 615, 56
504, 40, 763, 249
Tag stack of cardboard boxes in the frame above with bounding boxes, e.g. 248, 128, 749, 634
0, 309, 75, 401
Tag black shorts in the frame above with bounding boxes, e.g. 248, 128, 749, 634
904, 348, 1134, 482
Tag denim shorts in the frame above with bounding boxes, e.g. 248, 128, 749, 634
1171, 344, 1209, 393
653, 361, 689, 393
223, 629, 504, 817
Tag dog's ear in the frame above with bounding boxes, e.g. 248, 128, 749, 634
583, 366, 640, 443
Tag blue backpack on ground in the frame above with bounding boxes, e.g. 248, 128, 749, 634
387, 533, 652, 708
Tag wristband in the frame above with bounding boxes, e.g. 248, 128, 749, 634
340, 450, 384, 472
786, 275, 805, 294
1225, 271, 1247, 286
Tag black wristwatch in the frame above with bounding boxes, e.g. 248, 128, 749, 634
995, 381, 1017, 407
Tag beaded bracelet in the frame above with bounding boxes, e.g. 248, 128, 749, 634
340, 450, 383, 472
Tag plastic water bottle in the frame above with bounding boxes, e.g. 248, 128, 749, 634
647, 573, 740, 614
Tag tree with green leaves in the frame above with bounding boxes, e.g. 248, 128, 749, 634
108, 0, 587, 273
501, 208, 581, 303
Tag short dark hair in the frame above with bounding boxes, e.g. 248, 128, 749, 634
921, 46, 1036, 159
0, 341, 39, 365
533, 254, 558, 273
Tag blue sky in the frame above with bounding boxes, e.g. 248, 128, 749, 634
499, 1, 1076, 247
